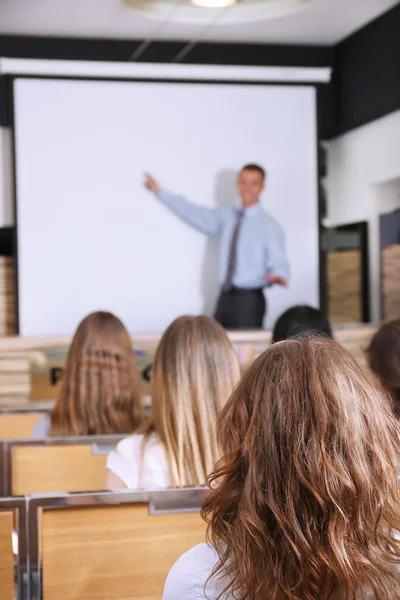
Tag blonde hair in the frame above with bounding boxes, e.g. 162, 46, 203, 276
142, 315, 240, 487
203, 335, 400, 600
51, 311, 143, 436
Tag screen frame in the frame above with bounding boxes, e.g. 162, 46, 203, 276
9, 72, 323, 335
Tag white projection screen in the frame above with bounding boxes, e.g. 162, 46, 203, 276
13, 77, 319, 336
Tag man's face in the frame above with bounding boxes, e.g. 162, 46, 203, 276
237, 169, 265, 209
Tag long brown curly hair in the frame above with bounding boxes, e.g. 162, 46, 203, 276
202, 335, 400, 600
51, 311, 143, 436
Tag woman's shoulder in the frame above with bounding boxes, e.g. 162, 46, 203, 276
114, 432, 144, 454
107, 431, 170, 489
114, 431, 161, 459
163, 543, 224, 600
31, 414, 51, 439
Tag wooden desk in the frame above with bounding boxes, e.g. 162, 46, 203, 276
0, 325, 376, 407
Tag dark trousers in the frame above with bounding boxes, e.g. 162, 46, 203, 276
214, 287, 266, 329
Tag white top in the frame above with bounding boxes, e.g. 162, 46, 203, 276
31, 414, 51, 438
162, 540, 400, 599
162, 543, 226, 600
106, 432, 171, 489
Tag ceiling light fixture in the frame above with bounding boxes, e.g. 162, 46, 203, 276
190, 0, 237, 7
123, 1, 313, 24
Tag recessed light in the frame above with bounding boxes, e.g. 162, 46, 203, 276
190, 0, 237, 6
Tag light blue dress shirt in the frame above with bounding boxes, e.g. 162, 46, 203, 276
157, 190, 289, 289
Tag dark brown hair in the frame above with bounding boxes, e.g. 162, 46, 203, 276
240, 163, 266, 181
51, 311, 143, 436
367, 320, 400, 419
203, 336, 400, 600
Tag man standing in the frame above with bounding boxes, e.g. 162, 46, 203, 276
144, 164, 289, 329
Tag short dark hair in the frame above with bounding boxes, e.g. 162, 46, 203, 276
272, 305, 333, 343
240, 164, 266, 181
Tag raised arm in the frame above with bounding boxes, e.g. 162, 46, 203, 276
263, 218, 290, 287
144, 173, 223, 237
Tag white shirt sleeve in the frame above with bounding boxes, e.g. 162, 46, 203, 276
106, 433, 172, 490
106, 435, 142, 489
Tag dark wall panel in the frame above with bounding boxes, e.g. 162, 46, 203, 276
0, 228, 13, 257
0, 2, 399, 137
0, 35, 142, 62
333, 3, 400, 136
0, 34, 333, 67
0, 35, 335, 135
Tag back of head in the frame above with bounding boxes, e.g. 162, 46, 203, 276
51, 311, 143, 436
203, 335, 400, 600
272, 304, 332, 342
367, 320, 400, 419
151, 315, 241, 487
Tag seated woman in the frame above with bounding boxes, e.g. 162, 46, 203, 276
106, 315, 241, 490
163, 335, 400, 599
368, 319, 400, 419
32, 311, 143, 438
272, 304, 332, 342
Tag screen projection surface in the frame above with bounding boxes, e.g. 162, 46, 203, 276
14, 77, 319, 336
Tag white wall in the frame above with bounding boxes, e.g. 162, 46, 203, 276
326, 109, 400, 322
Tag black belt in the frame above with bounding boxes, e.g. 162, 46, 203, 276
223, 285, 263, 293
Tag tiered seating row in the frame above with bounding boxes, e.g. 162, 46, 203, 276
0, 325, 377, 406
0, 487, 208, 600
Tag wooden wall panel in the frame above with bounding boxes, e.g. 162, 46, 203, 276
42, 504, 206, 600
381, 244, 400, 321
327, 250, 362, 324
0, 258, 15, 337
0, 411, 45, 440
0, 510, 14, 600
11, 445, 109, 495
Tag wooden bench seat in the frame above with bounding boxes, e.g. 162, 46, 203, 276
2, 435, 123, 496
0, 410, 48, 441
30, 488, 208, 600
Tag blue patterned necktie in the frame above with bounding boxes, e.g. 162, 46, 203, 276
223, 210, 244, 292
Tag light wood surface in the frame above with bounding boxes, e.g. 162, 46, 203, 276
0, 258, 15, 337
0, 325, 377, 407
0, 510, 14, 600
41, 503, 206, 600
334, 325, 376, 372
11, 444, 110, 495
0, 411, 46, 440
327, 250, 362, 324
0, 336, 75, 405
381, 244, 400, 321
